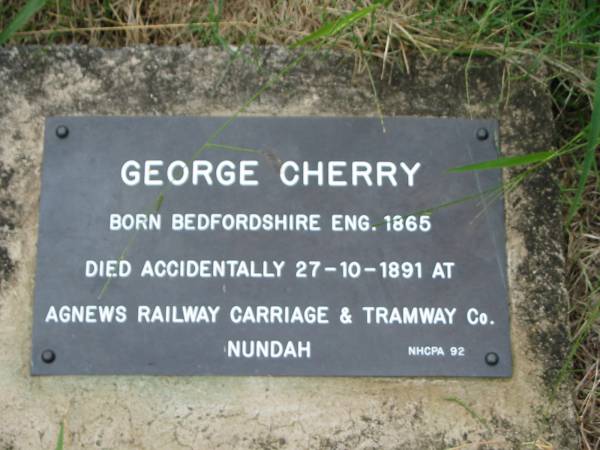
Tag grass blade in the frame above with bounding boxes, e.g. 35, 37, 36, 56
553, 285, 600, 391
153, 192, 164, 213
291, 0, 390, 49
566, 54, 600, 224
444, 397, 490, 431
0, 0, 47, 45
55, 422, 64, 450
448, 151, 557, 173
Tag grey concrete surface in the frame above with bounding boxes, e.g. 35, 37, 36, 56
0, 46, 578, 449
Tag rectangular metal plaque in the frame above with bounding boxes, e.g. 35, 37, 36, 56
32, 116, 512, 376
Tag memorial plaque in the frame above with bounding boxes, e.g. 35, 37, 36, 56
31, 116, 511, 376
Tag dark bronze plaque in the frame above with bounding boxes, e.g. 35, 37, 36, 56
31, 116, 512, 376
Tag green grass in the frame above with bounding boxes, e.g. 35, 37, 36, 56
567, 55, 600, 224
0, 0, 46, 45
444, 396, 491, 432
448, 151, 560, 172
55, 422, 64, 450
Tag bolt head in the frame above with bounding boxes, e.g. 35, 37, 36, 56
476, 127, 489, 141
55, 125, 69, 139
41, 349, 56, 364
485, 352, 499, 366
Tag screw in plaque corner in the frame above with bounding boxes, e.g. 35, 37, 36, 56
476, 127, 489, 141
55, 125, 69, 139
41, 349, 56, 364
484, 352, 499, 366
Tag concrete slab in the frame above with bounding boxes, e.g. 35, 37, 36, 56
0, 46, 578, 449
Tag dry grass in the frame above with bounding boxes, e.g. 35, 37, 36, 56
562, 154, 600, 448
1, 0, 599, 448
1, 2, 596, 84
